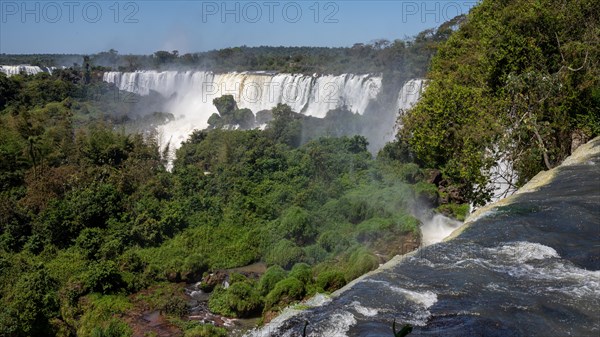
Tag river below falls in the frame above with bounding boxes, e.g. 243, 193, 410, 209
246, 138, 600, 337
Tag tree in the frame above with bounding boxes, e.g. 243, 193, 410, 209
153, 50, 177, 67
233, 108, 255, 129
267, 104, 302, 147
7, 267, 59, 336
0, 73, 19, 110
212, 95, 238, 118
279, 206, 316, 245
400, 0, 599, 204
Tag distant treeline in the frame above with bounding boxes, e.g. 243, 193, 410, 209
0, 15, 463, 78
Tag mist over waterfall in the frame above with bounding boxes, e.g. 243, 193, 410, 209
103, 70, 425, 154
420, 214, 463, 246
396, 79, 425, 114
103, 71, 382, 118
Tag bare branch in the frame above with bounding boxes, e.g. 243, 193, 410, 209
555, 32, 588, 72
567, 49, 588, 72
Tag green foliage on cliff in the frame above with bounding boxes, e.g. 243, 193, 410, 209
400, 0, 599, 205
208, 279, 263, 318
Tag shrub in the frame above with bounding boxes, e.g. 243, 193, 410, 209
183, 324, 228, 337
289, 263, 312, 284
181, 254, 208, 283
264, 277, 305, 311
265, 239, 303, 269
412, 182, 439, 207
99, 238, 124, 260
76, 228, 104, 260
84, 261, 125, 294
279, 206, 316, 245
118, 250, 146, 273
344, 248, 379, 280
208, 281, 262, 318
355, 218, 392, 243
77, 294, 132, 337
316, 271, 346, 292
5, 268, 60, 336
397, 163, 423, 183
302, 244, 329, 265
228, 272, 248, 285
436, 203, 470, 221
89, 318, 132, 337
162, 294, 188, 317
257, 265, 287, 296
318, 230, 350, 253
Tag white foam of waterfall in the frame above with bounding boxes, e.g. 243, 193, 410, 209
307, 310, 356, 337
388, 79, 426, 142
0, 65, 54, 76
244, 293, 331, 337
420, 214, 463, 246
396, 79, 425, 116
103, 70, 383, 154
103, 71, 381, 118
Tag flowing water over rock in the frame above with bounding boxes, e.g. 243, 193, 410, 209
103, 71, 382, 119
395, 79, 425, 116
102, 71, 423, 156
248, 138, 600, 336
419, 214, 463, 247
0, 65, 54, 76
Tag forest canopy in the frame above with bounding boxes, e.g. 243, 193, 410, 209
399, 0, 599, 205
1, 1, 598, 334
0, 68, 436, 335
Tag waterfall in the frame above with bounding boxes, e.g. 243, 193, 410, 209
396, 79, 425, 115
103, 70, 383, 152
102, 73, 434, 170
103, 70, 382, 118
420, 214, 463, 246
0, 65, 54, 76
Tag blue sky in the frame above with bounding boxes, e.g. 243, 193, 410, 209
0, 1, 477, 54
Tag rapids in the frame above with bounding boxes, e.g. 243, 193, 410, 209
247, 137, 600, 337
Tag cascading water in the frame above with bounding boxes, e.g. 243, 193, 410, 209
0, 65, 54, 76
246, 137, 600, 337
103, 70, 382, 118
419, 214, 463, 247
103, 70, 384, 153
395, 78, 425, 115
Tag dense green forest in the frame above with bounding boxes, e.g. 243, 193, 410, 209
0, 67, 447, 335
398, 0, 599, 205
1, 0, 598, 335
0, 20, 471, 336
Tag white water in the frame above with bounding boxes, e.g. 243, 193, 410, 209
0, 65, 54, 76
246, 293, 331, 337
363, 279, 438, 326
396, 79, 425, 114
308, 311, 357, 337
103, 70, 388, 154
103, 70, 382, 118
459, 241, 600, 300
350, 301, 378, 317
420, 214, 463, 246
